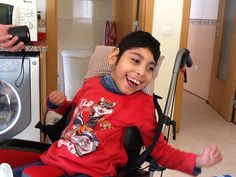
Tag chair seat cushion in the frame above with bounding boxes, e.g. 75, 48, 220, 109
116, 168, 149, 177
23, 165, 65, 177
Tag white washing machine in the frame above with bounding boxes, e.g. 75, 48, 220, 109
0, 51, 40, 142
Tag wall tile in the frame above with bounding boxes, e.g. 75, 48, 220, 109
184, 19, 216, 100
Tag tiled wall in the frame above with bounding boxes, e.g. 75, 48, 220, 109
184, 19, 217, 100
57, 0, 113, 91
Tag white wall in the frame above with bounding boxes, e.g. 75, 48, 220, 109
37, 0, 46, 19
190, 0, 219, 19
184, 0, 219, 100
57, 0, 113, 91
152, 0, 184, 108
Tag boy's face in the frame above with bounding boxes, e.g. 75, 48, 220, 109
109, 47, 156, 95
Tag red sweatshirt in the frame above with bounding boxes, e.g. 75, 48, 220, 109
40, 77, 197, 177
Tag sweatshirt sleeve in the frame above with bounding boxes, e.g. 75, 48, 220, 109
137, 97, 197, 175
46, 98, 72, 115
151, 133, 197, 175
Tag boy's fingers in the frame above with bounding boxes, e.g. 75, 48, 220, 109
50, 91, 61, 99
211, 146, 221, 155
50, 93, 66, 105
50, 94, 59, 102
213, 151, 222, 161
210, 146, 222, 163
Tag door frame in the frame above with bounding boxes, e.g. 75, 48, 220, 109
174, 0, 191, 132
46, 0, 58, 96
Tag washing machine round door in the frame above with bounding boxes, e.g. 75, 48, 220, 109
0, 80, 21, 134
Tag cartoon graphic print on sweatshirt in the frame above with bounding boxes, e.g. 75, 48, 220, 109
61, 97, 117, 156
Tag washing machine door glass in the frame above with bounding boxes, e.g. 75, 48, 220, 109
0, 80, 20, 132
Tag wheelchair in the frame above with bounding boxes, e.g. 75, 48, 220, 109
0, 45, 192, 177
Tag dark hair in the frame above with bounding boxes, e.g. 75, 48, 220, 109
116, 31, 161, 64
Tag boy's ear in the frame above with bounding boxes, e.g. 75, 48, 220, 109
108, 47, 119, 66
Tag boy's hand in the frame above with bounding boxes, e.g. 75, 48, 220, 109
48, 90, 67, 106
195, 145, 222, 168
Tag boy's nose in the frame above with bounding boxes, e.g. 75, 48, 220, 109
136, 66, 146, 76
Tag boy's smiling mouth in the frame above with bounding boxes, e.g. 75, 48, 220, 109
126, 76, 141, 88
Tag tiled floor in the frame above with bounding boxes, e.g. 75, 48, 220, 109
153, 91, 236, 177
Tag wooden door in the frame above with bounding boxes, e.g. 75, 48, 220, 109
112, 0, 136, 43
112, 0, 154, 43
233, 90, 236, 124
136, 0, 154, 33
208, 0, 236, 121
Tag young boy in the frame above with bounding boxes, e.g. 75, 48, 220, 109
15, 31, 222, 177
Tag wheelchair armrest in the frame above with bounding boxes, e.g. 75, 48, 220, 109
0, 139, 50, 168
0, 138, 51, 153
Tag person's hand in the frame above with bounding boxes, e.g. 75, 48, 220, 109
48, 90, 67, 106
195, 145, 222, 168
0, 24, 25, 52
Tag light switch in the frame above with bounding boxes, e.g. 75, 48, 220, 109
161, 26, 173, 36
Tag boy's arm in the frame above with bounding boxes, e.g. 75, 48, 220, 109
47, 98, 71, 115
47, 90, 71, 115
139, 118, 222, 176
150, 133, 197, 175
137, 114, 197, 175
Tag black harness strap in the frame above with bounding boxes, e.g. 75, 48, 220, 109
35, 103, 76, 142
130, 93, 164, 169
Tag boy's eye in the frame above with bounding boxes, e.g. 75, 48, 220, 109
149, 66, 155, 71
147, 65, 155, 72
131, 58, 140, 63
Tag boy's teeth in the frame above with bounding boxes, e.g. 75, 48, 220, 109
127, 76, 140, 85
